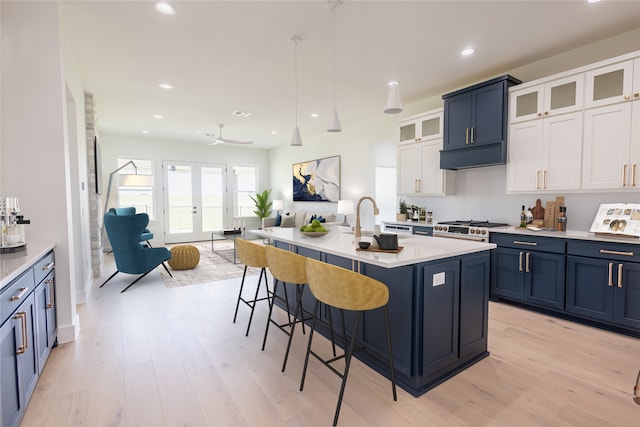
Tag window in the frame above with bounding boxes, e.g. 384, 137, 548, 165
233, 165, 257, 217
117, 158, 154, 219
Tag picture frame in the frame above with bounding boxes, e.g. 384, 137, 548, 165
292, 155, 340, 202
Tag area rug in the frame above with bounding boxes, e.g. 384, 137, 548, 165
160, 241, 262, 288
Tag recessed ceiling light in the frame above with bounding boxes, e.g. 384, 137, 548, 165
153, 114, 163, 119
587, 0, 601, 3
158, 83, 173, 90
461, 48, 475, 56
232, 110, 251, 118
153, 2, 175, 15
311, 113, 319, 118
142, 130, 149, 134
271, 130, 278, 135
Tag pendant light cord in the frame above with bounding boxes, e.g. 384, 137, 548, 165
294, 39, 298, 126
391, 3, 396, 82
332, 5, 336, 108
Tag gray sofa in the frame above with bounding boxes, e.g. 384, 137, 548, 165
262, 210, 337, 229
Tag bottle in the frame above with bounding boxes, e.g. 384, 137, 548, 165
520, 205, 526, 228
526, 208, 533, 224
557, 206, 567, 232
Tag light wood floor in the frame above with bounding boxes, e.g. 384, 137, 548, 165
22, 254, 640, 426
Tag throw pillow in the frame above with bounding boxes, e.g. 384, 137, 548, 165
280, 213, 296, 228
274, 212, 282, 227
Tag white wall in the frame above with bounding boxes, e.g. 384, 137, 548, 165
269, 28, 640, 232
99, 133, 271, 244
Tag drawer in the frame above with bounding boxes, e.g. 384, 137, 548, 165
33, 251, 55, 285
567, 240, 640, 263
491, 233, 566, 254
413, 226, 433, 236
0, 268, 35, 325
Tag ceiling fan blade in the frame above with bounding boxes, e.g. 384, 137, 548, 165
216, 137, 253, 144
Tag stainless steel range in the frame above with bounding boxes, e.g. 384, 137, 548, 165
433, 220, 509, 242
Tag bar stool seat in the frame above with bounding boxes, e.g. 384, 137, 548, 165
234, 238, 269, 336
300, 258, 397, 426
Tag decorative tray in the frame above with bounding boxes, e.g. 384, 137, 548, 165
356, 246, 404, 253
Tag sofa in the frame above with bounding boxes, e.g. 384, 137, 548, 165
262, 211, 337, 229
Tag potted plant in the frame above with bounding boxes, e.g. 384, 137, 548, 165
397, 198, 408, 221
249, 189, 273, 226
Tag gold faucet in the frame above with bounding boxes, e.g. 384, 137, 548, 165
354, 196, 380, 238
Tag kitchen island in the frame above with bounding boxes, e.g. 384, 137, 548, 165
252, 226, 496, 397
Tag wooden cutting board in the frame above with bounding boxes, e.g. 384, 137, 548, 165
356, 246, 404, 253
531, 199, 545, 220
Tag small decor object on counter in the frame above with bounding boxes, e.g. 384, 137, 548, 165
589, 203, 640, 238
520, 205, 526, 228
526, 208, 533, 224
557, 206, 567, 232
358, 241, 371, 249
397, 198, 408, 221
426, 211, 433, 224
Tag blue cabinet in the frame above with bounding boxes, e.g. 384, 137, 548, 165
441, 75, 520, 169
566, 240, 640, 333
412, 226, 433, 237
491, 234, 565, 311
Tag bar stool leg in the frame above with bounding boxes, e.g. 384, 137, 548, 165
233, 266, 249, 324
281, 283, 305, 372
332, 311, 362, 426
245, 267, 268, 336
299, 300, 320, 391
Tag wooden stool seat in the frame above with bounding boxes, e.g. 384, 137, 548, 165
168, 245, 200, 270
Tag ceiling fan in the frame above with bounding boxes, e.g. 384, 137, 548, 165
206, 123, 253, 145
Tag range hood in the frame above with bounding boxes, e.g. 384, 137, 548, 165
440, 142, 506, 170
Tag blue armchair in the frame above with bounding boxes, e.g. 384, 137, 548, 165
101, 212, 172, 293
108, 207, 154, 244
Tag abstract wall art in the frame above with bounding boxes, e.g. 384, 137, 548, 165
292, 155, 340, 202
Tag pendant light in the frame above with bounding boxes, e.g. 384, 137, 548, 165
384, 3, 402, 114
291, 36, 303, 146
327, 0, 342, 132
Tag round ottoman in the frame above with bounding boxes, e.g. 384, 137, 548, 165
168, 245, 200, 270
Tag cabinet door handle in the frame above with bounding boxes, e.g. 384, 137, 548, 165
42, 262, 54, 271
46, 278, 55, 309
525, 252, 531, 273
632, 164, 636, 187
470, 127, 475, 144
14, 311, 27, 355
536, 171, 540, 190
10, 286, 29, 301
617, 264, 623, 288
599, 249, 634, 257
624, 94, 630, 100
543, 170, 547, 189
608, 263, 614, 287
514, 240, 538, 246
519, 252, 524, 272
418, 179, 422, 193
622, 164, 627, 187
465, 128, 469, 145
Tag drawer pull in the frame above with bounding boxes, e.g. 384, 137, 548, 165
10, 286, 29, 301
414, 231, 431, 235
42, 262, 54, 271
599, 249, 634, 257
525, 252, 531, 273
608, 263, 614, 287
14, 311, 27, 355
514, 240, 538, 246
617, 264, 623, 288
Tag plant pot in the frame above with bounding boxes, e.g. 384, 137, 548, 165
396, 213, 407, 221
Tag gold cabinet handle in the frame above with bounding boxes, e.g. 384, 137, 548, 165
543, 170, 547, 189
10, 286, 29, 301
544, 111, 549, 116
634, 92, 640, 98
42, 262, 54, 271
632, 164, 637, 187
525, 252, 531, 273
618, 264, 623, 288
624, 94, 630, 100
470, 127, 475, 144
514, 240, 538, 246
536, 170, 540, 190
623, 164, 627, 187
519, 252, 524, 272
46, 278, 55, 309
465, 128, 469, 145
537, 112, 542, 117
608, 262, 614, 287
600, 249, 634, 257
418, 179, 422, 193
14, 311, 27, 355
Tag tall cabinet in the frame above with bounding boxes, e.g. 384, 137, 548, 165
397, 108, 454, 196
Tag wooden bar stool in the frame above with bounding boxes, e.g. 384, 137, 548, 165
300, 258, 397, 426
234, 238, 269, 336
261, 245, 317, 372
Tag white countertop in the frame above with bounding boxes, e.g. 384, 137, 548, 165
491, 226, 640, 245
252, 225, 495, 268
0, 241, 56, 291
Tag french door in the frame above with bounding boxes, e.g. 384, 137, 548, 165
163, 161, 226, 243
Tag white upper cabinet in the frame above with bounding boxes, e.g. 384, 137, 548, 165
585, 60, 634, 108
510, 74, 584, 123
399, 110, 443, 145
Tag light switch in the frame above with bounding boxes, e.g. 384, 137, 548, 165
433, 272, 445, 287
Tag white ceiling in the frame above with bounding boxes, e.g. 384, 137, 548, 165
60, 1, 640, 149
